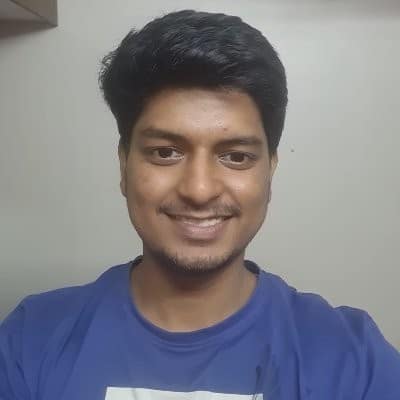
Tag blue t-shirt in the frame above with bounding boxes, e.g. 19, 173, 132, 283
1, 258, 399, 400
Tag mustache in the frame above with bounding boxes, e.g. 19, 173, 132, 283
159, 202, 241, 217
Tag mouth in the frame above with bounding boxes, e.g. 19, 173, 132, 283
165, 214, 232, 241
169, 215, 231, 227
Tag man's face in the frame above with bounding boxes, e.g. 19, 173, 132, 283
119, 87, 277, 273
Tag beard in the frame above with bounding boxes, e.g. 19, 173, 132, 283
146, 243, 245, 277
136, 189, 269, 277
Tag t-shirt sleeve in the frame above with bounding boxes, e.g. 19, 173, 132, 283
0, 303, 31, 400
339, 306, 400, 400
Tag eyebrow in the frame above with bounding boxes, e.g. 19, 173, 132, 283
137, 127, 264, 147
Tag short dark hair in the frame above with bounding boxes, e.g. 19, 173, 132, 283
99, 10, 288, 156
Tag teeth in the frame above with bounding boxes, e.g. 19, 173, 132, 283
177, 217, 224, 227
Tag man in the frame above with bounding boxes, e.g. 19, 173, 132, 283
1, 9, 399, 400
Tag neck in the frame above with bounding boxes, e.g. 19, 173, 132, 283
130, 252, 257, 332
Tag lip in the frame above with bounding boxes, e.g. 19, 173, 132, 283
168, 214, 232, 220
166, 214, 232, 241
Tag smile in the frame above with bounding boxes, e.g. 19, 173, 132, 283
166, 214, 232, 241
173, 216, 228, 227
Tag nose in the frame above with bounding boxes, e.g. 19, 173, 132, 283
176, 151, 223, 207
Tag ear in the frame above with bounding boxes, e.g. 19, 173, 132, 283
118, 142, 128, 198
267, 152, 278, 203
270, 152, 278, 178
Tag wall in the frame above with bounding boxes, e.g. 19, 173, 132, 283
0, 0, 399, 348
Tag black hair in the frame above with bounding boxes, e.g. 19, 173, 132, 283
99, 10, 288, 156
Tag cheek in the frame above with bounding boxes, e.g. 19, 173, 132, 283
126, 165, 173, 209
228, 173, 269, 212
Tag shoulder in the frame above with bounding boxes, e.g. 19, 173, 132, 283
0, 261, 130, 397
5, 262, 128, 326
0, 262, 130, 355
263, 270, 390, 348
261, 269, 400, 399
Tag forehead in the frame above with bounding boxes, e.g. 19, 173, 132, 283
132, 87, 267, 146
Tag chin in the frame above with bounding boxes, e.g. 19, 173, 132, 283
150, 247, 243, 276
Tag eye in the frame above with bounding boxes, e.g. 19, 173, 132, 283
219, 152, 256, 169
148, 147, 184, 165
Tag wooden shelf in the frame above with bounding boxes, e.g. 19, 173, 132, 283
0, 0, 57, 26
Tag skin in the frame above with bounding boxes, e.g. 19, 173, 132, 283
118, 87, 278, 332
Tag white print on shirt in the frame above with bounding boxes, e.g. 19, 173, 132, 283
105, 387, 263, 399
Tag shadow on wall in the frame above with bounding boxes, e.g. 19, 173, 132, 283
0, 20, 55, 39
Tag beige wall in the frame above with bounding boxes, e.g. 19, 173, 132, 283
1, 0, 399, 348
